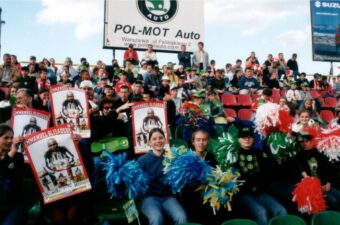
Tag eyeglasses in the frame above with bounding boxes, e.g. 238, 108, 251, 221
104, 107, 112, 110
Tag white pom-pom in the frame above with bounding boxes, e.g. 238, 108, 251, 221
317, 128, 340, 161
254, 102, 280, 138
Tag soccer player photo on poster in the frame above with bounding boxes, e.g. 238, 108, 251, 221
131, 101, 169, 154
11, 107, 50, 160
23, 125, 92, 204
49, 85, 91, 138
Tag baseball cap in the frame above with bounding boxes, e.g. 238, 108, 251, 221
301, 82, 309, 87
193, 89, 206, 98
162, 75, 170, 81
80, 80, 94, 89
166, 62, 176, 68
238, 126, 255, 138
170, 83, 178, 90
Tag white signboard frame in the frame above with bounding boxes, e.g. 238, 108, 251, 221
103, 0, 204, 53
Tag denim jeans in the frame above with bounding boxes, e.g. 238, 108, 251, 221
237, 193, 287, 225
141, 196, 187, 225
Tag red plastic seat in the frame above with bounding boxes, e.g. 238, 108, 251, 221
238, 94, 252, 107
224, 108, 237, 118
323, 97, 337, 108
238, 109, 254, 121
310, 89, 320, 99
221, 94, 238, 107
320, 110, 335, 123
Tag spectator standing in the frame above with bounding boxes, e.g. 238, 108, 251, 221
0, 53, 19, 87
192, 42, 209, 72
177, 44, 191, 68
287, 53, 299, 77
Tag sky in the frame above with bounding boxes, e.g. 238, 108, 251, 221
0, 0, 339, 75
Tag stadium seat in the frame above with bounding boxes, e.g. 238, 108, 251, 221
310, 90, 320, 99
94, 179, 128, 224
175, 125, 184, 139
221, 94, 238, 107
238, 94, 252, 107
23, 178, 41, 224
268, 215, 306, 225
221, 219, 257, 225
238, 109, 254, 121
311, 210, 340, 225
323, 97, 337, 108
224, 108, 237, 118
91, 137, 129, 153
319, 110, 335, 123
170, 138, 188, 148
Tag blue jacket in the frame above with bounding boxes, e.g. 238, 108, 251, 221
137, 150, 172, 198
238, 76, 259, 90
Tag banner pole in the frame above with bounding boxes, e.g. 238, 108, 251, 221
329, 61, 333, 82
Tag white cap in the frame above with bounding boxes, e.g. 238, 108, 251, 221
80, 80, 94, 89
162, 75, 170, 81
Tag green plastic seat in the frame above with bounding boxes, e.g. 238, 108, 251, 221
175, 125, 184, 139
94, 178, 129, 223
22, 179, 42, 224
311, 210, 340, 225
91, 137, 129, 153
221, 219, 258, 225
170, 138, 188, 148
269, 215, 306, 225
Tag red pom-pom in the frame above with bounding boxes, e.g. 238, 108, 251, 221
278, 109, 294, 133
292, 177, 326, 214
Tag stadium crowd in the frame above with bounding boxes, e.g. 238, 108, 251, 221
0, 41, 340, 225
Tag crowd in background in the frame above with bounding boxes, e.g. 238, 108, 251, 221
0, 41, 340, 225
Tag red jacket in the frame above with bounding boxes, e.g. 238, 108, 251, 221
123, 49, 139, 61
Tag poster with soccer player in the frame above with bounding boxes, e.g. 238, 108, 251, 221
11, 107, 50, 160
131, 101, 169, 154
23, 125, 92, 204
50, 85, 91, 138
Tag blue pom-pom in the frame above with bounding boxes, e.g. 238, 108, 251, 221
164, 150, 212, 193
103, 151, 149, 199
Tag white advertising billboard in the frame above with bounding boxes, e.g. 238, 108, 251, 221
104, 0, 204, 53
